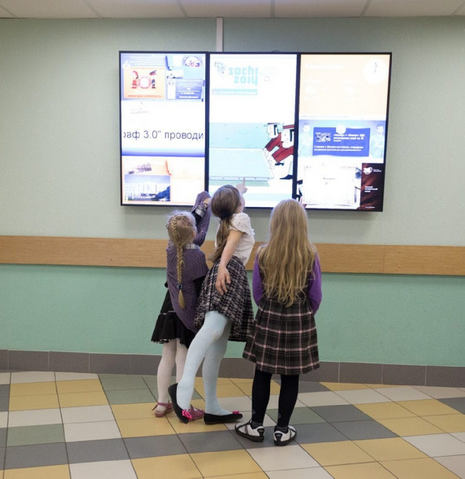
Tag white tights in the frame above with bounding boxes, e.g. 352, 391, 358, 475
177, 311, 232, 415
156, 339, 187, 404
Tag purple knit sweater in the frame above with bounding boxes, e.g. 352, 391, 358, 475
166, 192, 211, 331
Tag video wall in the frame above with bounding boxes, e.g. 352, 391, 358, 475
120, 52, 391, 211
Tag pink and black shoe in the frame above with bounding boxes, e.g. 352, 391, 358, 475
168, 384, 204, 423
204, 411, 243, 425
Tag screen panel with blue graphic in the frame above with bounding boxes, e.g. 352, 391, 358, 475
209, 53, 298, 208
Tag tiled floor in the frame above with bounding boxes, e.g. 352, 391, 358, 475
1, 371, 465, 478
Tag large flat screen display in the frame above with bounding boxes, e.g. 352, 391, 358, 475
297, 53, 391, 210
208, 53, 298, 208
120, 52, 206, 205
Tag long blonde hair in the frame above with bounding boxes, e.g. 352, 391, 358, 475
258, 199, 315, 307
166, 211, 196, 309
210, 185, 242, 263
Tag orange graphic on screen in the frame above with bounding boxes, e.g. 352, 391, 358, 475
123, 67, 166, 99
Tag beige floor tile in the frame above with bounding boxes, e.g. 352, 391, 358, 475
4, 465, 70, 479
405, 433, 465, 457
381, 457, 459, 478
374, 387, 430, 401
56, 379, 103, 394
191, 450, 262, 477
247, 444, 319, 471
423, 414, 465, 433
117, 416, 176, 437
435, 455, 465, 478
267, 469, 333, 479
9, 393, 59, 411
354, 437, 427, 461
302, 441, 374, 466
376, 416, 444, 436
355, 402, 415, 420
69, 460, 137, 479
294, 391, 349, 407
0, 372, 11, 384
55, 372, 98, 381
397, 399, 459, 416
414, 386, 465, 399
230, 378, 281, 396
61, 405, 114, 424
325, 462, 396, 478
59, 391, 108, 407
208, 474, 268, 479
10, 381, 56, 397
132, 455, 201, 479
11, 371, 55, 384
0, 411, 7, 428
8, 408, 62, 427
64, 420, 121, 442
111, 402, 156, 420
335, 389, 390, 404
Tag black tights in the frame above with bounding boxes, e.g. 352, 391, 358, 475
251, 368, 299, 428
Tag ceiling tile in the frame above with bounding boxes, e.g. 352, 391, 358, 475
180, 0, 271, 18
89, 0, 184, 18
275, 0, 366, 17
0, 5, 14, 17
365, 0, 464, 16
0, 0, 97, 18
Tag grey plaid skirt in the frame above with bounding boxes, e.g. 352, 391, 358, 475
194, 255, 254, 342
243, 294, 319, 375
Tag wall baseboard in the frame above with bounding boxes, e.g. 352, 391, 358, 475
1, 350, 464, 387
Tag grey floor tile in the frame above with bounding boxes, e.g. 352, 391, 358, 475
142, 376, 202, 400
5, 443, 68, 469
267, 407, 325, 425
299, 382, 330, 393
332, 420, 397, 440
311, 405, 373, 423
105, 389, 155, 405
179, 430, 243, 454
294, 422, 348, 444
0, 385, 9, 396
99, 374, 148, 391
0, 428, 6, 448
7, 424, 65, 447
233, 426, 277, 449
0, 446, 5, 469
439, 397, 465, 414
0, 396, 8, 412
124, 435, 187, 459
67, 438, 129, 464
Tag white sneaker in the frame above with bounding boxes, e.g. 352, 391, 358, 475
235, 421, 265, 442
273, 425, 296, 446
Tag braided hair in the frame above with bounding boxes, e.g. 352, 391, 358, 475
166, 211, 197, 309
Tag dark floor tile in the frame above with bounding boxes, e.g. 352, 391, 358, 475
0, 446, 5, 469
99, 374, 148, 391
383, 364, 426, 386
67, 438, 129, 464
179, 430, 243, 454
7, 424, 64, 447
294, 422, 347, 444
311, 405, 372, 423
9, 351, 49, 371
439, 397, 465, 414
50, 352, 90, 373
0, 428, 6, 448
124, 435, 186, 459
5, 443, 67, 469
0, 396, 8, 412
299, 382, 330, 393
0, 384, 9, 397
340, 362, 382, 384
233, 426, 277, 449
267, 407, 325, 425
332, 420, 397, 440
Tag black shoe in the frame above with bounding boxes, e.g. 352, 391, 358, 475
167, 383, 189, 424
204, 411, 243, 425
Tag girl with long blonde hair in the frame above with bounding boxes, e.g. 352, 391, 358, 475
169, 183, 255, 425
237, 199, 322, 446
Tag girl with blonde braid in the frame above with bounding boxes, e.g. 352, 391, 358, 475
151, 192, 211, 418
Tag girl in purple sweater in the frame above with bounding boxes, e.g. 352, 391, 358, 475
236, 199, 322, 446
151, 192, 211, 418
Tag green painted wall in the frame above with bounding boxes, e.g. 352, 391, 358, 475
0, 18, 464, 366
1, 264, 464, 366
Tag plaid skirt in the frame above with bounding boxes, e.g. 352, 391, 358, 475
194, 256, 254, 342
243, 295, 319, 375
